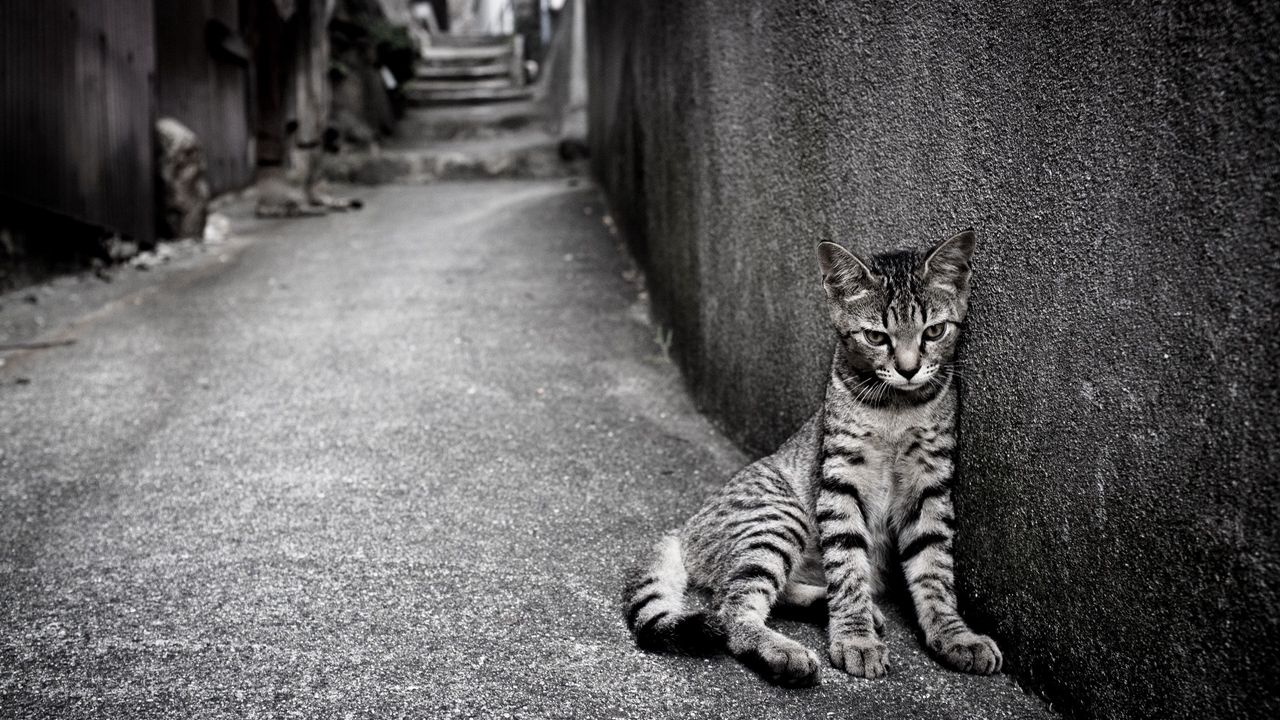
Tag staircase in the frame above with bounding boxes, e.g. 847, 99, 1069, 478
404, 35, 533, 105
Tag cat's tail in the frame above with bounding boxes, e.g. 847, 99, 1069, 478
622, 533, 722, 655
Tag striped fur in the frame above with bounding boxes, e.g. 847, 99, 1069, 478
623, 231, 1001, 684
622, 534, 722, 654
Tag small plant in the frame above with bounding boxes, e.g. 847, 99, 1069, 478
654, 326, 673, 360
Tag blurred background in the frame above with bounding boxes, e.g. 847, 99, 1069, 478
0, 0, 583, 289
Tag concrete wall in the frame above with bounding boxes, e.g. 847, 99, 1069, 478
586, 1, 1279, 718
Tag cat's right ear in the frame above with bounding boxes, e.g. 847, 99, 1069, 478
817, 242, 873, 298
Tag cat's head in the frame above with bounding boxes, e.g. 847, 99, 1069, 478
816, 231, 975, 399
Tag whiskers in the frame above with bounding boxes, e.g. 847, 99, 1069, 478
921, 361, 966, 392
924, 372, 948, 393
870, 380, 893, 405
848, 374, 897, 406
845, 361, 964, 406
846, 375, 880, 405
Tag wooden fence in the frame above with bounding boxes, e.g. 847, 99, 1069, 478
0, 0, 157, 243
155, 0, 254, 195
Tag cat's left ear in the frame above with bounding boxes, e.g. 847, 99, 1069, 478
918, 229, 976, 291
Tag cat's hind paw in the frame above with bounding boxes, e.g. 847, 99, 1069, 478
738, 636, 822, 688
828, 636, 889, 679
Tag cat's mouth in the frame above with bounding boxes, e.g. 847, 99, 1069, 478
879, 375, 931, 392
867, 374, 945, 397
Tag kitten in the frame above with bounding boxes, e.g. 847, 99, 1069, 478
623, 231, 1001, 686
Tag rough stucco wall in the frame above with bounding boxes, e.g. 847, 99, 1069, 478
587, 1, 1279, 718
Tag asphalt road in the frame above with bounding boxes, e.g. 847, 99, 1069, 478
0, 181, 1054, 719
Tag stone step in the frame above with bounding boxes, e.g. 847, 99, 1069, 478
408, 77, 516, 92
422, 33, 512, 48
320, 134, 588, 184
419, 43, 512, 63
414, 61, 512, 80
403, 82, 533, 106
393, 104, 543, 142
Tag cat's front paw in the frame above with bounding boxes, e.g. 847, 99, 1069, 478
933, 632, 1003, 675
828, 636, 889, 679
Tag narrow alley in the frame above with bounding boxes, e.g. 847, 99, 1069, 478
0, 179, 1050, 718
4, 1, 1275, 718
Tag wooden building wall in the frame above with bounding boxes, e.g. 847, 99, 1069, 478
0, 0, 157, 244
155, 0, 254, 195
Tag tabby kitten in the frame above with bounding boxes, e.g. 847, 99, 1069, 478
623, 231, 1001, 686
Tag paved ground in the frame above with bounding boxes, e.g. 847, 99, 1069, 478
0, 181, 1054, 719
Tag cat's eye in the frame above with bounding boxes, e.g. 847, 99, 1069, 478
923, 322, 947, 341
863, 330, 890, 346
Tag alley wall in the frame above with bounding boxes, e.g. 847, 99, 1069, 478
1, 0, 157, 243
586, 1, 1279, 718
155, 0, 254, 195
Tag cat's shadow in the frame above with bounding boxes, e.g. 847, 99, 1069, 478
770, 599, 830, 626
768, 587, 939, 660
687, 585, 929, 650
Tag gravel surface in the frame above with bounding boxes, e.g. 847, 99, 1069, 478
0, 181, 1054, 719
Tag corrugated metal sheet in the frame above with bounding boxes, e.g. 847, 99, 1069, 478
0, 0, 157, 243
155, 0, 253, 194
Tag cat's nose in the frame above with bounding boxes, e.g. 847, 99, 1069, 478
898, 365, 919, 380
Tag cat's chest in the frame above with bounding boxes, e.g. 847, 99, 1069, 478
829, 403, 944, 518
846, 404, 938, 460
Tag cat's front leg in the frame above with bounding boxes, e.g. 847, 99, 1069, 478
817, 435, 888, 679
896, 439, 1003, 675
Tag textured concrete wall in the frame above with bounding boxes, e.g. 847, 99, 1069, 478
587, 1, 1279, 718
